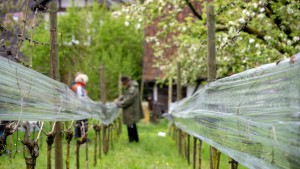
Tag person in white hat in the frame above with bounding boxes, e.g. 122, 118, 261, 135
72, 73, 89, 139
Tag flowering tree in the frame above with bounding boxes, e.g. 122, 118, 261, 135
119, 0, 300, 84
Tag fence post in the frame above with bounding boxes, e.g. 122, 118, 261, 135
168, 76, 173, 105
178, 128, 182, 156
50, 2, 63, 169
198, 140, 202, 169
99, 127, 102, 159
207, 5, 216, 81
65, 128, 73, 169
207, 4, 220, 169
176, 63, 182, 101
229, 157, 238, 169
193, 137, 197, 169
187, 134, 190, 165
117, 73, 123, 135
102, 125, 108, 154
100, 64, 106, 104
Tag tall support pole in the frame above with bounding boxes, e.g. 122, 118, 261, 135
117, 73, 123, 135
187, 134, 190, 165
193, 137, 197, 169
178, 128, 182, 156
229, 157, 238, 169
207, 4, 220, 169
168, 76, 173, 105
50, 2, 63, 169
207, 5, 216, 81
176, 63, 182, 101
168, 76, 173, 135
102, 125, 108, 154
198, 140, 202, 169
100, 64, 109, 155
100, 64, 106, 104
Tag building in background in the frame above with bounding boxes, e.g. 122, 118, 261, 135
142, 1, 209, 115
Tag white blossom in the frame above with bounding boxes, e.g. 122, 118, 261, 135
287, 40, 292, 46
125, 21, 130, 27
255, 44, 260, 48
228, 21, 235, 25
163, 25, 167, 30
264, 35, 272, 40
287, 7, 293, 14
238, 18, 245, 24
111, 11, 121, 18
249, 38, 255, 44
256, 51, 262, 55
253, 3, 258, 8
135, 23, 141, 29
259, 8, 265, 12
258, 13, 264, 18
293, 36, 300, 42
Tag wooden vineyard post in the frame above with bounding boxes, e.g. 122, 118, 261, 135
50, 2, 63, 169
193, 137, 197, 169
76, 142, 80, 169
117, 73, 123, 135
46, 124, 56, 169
168, 77, 173, 136
85, 134, 88, 169
187, 134, 190, 165
207, 4, 221, 169
229, 158, 238, 169
198, 139, 202, 169
100, 64, 106, 104
206, 5, 216, 81
107, 125, 110, 153
178, 128, 182, 156
93, 125, 100, 166
100, 64, 109, 155
176, 63, 182, 101
102, 125, 108, 155
172, 124, 176, 140
110, 124, 114, 149
99, 127, 102, 159
183, 132, 186, 158
93, 128, 98, 166
65, 128, 73, 169
9, 135, 12, 159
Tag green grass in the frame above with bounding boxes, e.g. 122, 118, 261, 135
0, 119, 248, 169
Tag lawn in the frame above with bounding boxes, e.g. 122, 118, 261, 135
0, 119, 247, 169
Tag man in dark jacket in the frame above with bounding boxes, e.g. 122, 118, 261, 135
114, 76, 144, 142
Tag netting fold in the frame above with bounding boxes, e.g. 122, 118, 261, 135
170, 53, 300, 169
0, 56, 118, 125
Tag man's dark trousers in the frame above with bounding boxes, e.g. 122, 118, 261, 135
127, 123, 139, 142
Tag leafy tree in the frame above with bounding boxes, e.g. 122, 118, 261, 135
21, 3, 144, 100
120, 0, 300, 84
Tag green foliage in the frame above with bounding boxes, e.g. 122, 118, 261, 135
21, 3, 143, 100
0, 119, 248, 168
120, 0, 300, 84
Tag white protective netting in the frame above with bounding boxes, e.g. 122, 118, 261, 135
0, 56, 118, 125
170, 52, 300, 169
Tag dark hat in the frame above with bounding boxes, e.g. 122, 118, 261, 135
121, 76, 130, 82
